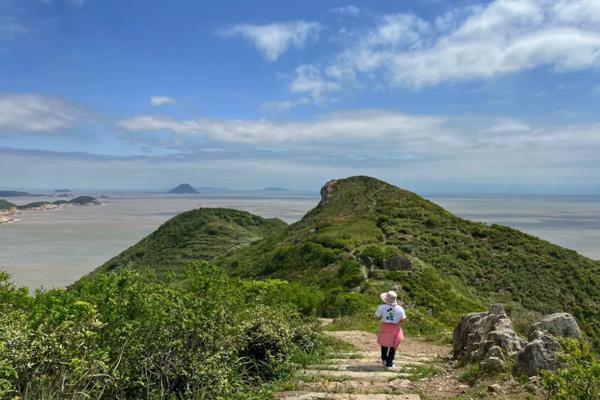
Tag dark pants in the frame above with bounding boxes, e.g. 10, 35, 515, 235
381, 346, 396, 367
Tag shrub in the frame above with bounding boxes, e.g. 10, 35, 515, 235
541, 338, 600, 400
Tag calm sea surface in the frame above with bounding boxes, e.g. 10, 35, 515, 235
1, 193, 599, 290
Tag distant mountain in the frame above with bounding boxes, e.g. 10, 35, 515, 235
167, 184, 199, 194
258, 187, 292, 192
0, 190, 32, 197
54, 189, 71, 193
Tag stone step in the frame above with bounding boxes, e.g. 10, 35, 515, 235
322, 358, 426, 367
275, 391, 420, 399
297, 369, 412, 381
295, 378, 412, 394
307, 364, 423, 372
331, 352, 433, 361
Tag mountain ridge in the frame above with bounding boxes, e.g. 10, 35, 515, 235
87, 176, 600, 348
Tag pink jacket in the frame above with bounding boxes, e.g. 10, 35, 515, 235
377, 322, 404, 349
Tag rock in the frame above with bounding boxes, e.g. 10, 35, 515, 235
319, 179, 338, 206
481, 356, 504, 371
488, 383, 502, 393
530, 313, 580, 339
453, 304, 526, 362
382, 255, 413, 271
516, 330, 561, 376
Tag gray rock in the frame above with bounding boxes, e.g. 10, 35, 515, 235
530, 313, 580, 339
382, 255, 413, 271
516, 330, 561, 376
453, 305, 526, 362
481, 356, 504, 371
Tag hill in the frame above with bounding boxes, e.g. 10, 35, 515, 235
69, 195, 100, 205
0, 199, 16, 210
167, 183, 198, 194
54, 189, 71, 193
93, 208, 287, 276
88, 176, 600, 348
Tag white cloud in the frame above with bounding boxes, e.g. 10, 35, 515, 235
261, 97, 311, 112
0, 93, 81, 133
220, 21, 322, 61
150, 96, 175, 107
290, 64, 341, 103
330, 5, 362, 17
324, 0, 600, 88
118, 110, 449, 145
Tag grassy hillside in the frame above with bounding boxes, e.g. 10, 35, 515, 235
87, 176, 599, 347
93, 207, 288, 276
218, 176, 600, 345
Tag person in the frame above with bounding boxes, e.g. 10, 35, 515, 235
375, 290, 405, 368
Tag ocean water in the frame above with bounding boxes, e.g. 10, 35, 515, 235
1, 193, 598, 290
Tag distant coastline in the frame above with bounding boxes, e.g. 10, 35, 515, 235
0, 196, 101, 224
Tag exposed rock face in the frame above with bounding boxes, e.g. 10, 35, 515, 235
319, 180, 338, 206
453, 304, 525, 365
454, 306, 582, 376
516, 330, 561, 376
530, 313, 580, 339
382, 255, 413, 271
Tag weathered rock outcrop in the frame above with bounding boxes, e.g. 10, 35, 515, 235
516, 330, 561, 376
453, 304, 526, 368
530, 313, 580, 339
454, 305, 582, 376
382, 255, 413, 271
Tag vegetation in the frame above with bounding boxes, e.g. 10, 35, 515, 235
17, 201, 52, 210
94, 208, 288, 276
69, 196, 100, 205
0, 200, 16, 210
0, 265, 323, 399
541, 338, 600, 400
94, 176, 599, 348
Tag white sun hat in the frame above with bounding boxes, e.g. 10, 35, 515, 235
380, 290, 398, 305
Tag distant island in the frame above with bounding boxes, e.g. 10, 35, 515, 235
54, 189, 71, 193
0, 190, 33, 197
258, 187, 292, 192
167, 183, 199, 194
0, 196, 101, 223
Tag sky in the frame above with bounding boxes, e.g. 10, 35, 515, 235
1, 0, 600, 193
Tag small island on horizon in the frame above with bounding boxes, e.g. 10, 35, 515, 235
167, 183, 199, 194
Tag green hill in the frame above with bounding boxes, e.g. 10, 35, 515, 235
218, 176, 599, 344
89, 176, 600, 347
93, 208, 288, 276
0, 199, 16, 210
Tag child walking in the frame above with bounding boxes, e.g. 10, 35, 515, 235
375, 290, 405, 368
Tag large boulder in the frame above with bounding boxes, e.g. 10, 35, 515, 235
530, 313, 580, 339
382, 255, 413, 271
516, 330, 561, 376
453, 304, 526, 364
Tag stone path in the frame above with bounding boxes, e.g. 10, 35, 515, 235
276, 329, 450, 400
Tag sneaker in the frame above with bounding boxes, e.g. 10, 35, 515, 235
385, 363, 396, 369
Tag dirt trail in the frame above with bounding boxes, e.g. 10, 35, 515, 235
276, 329, 470, 400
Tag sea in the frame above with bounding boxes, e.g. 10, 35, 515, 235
1, 192, 599, 290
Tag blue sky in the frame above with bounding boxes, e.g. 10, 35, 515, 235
1, 0, 600, 193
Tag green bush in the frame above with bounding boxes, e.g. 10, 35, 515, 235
541, 339, 600, 400
0, 263, 323, 399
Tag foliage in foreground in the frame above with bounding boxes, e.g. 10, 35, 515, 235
0, 266, 322, 399
541, 338, 600, 400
